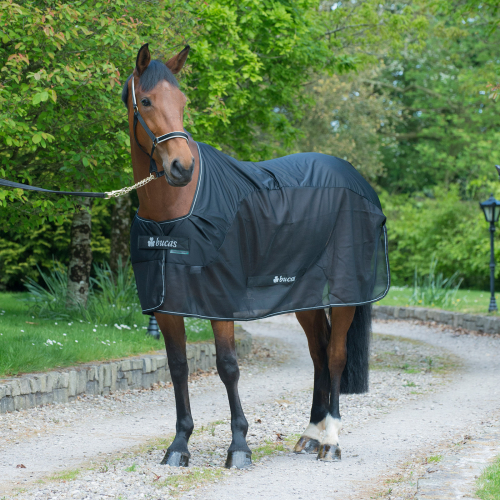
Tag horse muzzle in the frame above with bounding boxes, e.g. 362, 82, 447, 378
165, 158, 195, 187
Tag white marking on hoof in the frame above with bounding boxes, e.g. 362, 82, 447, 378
321, 415, 342, 446
302, 418, 326, 440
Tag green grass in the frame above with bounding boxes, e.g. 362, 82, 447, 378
427, 455, 442, 463
50, 469, 80, 481
155, 468, 224, 494
377, 286, 497, 315
476, 455, 500, 500
0, 292, 213, 377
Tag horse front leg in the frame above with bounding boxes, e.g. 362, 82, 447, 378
318, 306, 356, 461
294, 309, 331, 454
155, 313, 194, 467
211, 320, 252, 469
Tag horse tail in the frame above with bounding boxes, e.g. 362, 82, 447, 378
340, 304, 372, 394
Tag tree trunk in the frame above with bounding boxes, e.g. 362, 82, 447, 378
110, 194, 132, 275
66, 198, 93, 308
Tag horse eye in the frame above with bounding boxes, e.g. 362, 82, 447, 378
141, 98, 151, 107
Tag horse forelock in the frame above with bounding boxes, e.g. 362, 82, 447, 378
121, 60, 179, 108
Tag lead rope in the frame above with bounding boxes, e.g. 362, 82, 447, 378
105, 173, 156, 199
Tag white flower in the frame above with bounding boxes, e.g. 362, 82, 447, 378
75, 340, 78, 343
93, 329, 96, 332
104, 324, 108, 327
102, 341, 106, 344
63, 334, 67, 336
133, 324, 137, 328
32, 343, 35, 345
57, 342, 62, 346
55, 322, 58, 325
94, 325, 97, 328
21, 330, 24, 333
120, 324, 131, 330
114, 324, 122, 330
68, 323, 71, 326
113, 341, 116, 344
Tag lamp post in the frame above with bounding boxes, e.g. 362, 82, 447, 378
479, 193, 500, 312
146, 315, 160, 339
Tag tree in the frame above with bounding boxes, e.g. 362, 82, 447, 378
294, 68, 401, 183
0, 0, 198, 230
370, 10, 500, 194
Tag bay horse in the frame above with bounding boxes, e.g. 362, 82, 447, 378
123, 44, 387, 468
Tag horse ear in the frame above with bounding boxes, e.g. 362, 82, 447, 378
166, 46, 190, 74
135, 43, 151, 76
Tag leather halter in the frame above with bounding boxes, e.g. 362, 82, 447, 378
131, 77, 189, 179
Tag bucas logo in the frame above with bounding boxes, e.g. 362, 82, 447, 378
273, 275, 296, 284
147, 237, 178, 248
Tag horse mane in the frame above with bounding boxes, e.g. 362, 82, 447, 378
121, 59, 179, 108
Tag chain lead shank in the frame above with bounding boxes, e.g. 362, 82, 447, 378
105, 173, 156, 199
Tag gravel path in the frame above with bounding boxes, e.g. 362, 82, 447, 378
2, 316, 500, 499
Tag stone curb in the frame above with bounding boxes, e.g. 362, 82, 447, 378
373, 305, 500, 334
0, 327, 251, 414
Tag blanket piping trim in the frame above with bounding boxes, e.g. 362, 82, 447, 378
150, 226, 390, 321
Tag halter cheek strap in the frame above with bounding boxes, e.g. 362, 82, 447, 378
131, 77, 189, 178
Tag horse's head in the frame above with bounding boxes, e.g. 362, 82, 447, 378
123, 44, 194, 187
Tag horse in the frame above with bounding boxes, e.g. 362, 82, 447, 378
123, 44, 389, 469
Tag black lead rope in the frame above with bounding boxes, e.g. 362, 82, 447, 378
0, 76, 189, 200
0, 178, 107, 198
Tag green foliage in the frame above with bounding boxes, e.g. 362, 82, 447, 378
0, 201, 111, 290
382, 187, 498, 288
184, 0, 345, 160
409, 258, 462, 308
0, 0, 196, 230
294, 68, 401, 182
377, 13, 500, 194
25, 258, 142, 325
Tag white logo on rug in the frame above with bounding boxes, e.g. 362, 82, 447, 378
273, 275, 295, 283
148, 237, 155, 248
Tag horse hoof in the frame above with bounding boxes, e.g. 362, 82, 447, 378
225, 450, 252, 469
294, 436, 320, 454
160, 449, 190, 467
317, 444, 341, 461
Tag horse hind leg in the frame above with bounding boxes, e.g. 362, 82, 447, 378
317, 306, 356, 461
155, 313, 194, 467
294, 309, 331, 454
211, 320, 252, 469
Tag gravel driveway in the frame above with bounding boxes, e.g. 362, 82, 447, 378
1, 315, 500, 499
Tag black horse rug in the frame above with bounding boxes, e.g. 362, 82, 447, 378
130, 142, 390, 320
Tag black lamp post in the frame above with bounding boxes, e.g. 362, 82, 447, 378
146, 315, 160, 339
480, 193, 500, 312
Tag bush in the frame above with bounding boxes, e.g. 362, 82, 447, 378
382, 186, 497, 289
409, 258, 463, 308
25, 259, 142, 326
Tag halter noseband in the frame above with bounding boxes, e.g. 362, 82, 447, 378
131, 77, 189, 179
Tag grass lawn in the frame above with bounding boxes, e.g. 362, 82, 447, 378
0, 292, 213, 378
376, 286, 497, 315
476, 455, 500, 500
